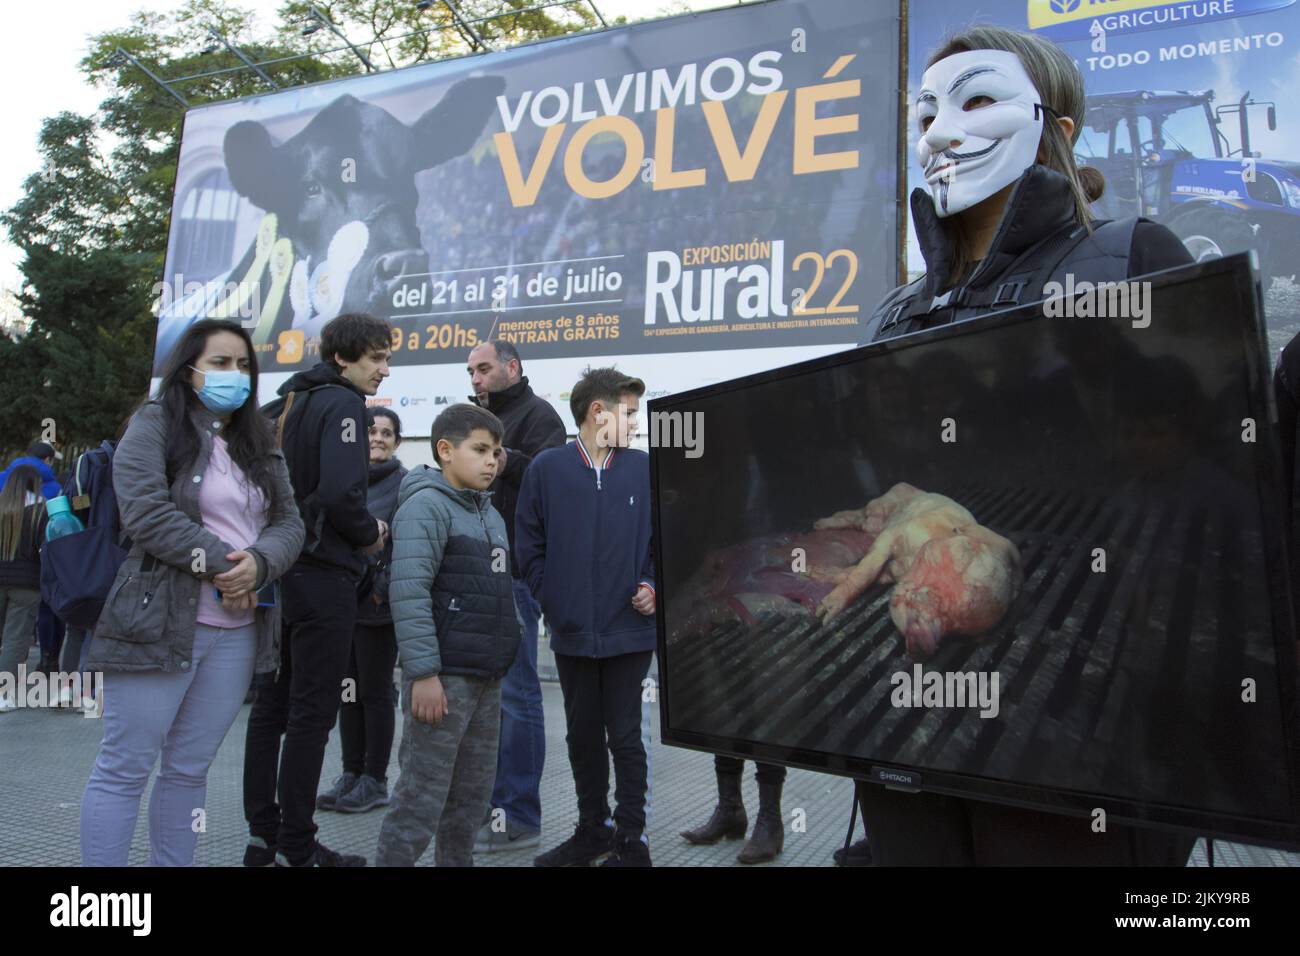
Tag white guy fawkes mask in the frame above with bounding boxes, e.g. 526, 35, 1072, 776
916, 49, 1046, 217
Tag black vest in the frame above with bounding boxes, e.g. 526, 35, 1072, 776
431, 512, 521, 680
862, 165, 1141, 344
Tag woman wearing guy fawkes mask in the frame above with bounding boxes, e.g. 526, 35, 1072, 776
861, 27, 1192, 345
852, 26, 1196, 866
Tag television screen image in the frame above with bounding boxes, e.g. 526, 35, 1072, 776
650, 254, 1300, 848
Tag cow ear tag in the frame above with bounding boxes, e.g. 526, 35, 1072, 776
310, 221, 369, 323
289, 259, 312, 328
256, 213, 279, 258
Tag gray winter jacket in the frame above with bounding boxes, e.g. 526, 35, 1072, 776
86, 400, 305, 675
388, 466, 521, 682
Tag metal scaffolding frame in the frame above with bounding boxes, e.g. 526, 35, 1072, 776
303, 4, 375, 73
204, 28, 280, 90
122, 0, 615, 105
111, 46, 190, 108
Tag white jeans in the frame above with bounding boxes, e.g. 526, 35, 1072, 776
80, 622, 257, 866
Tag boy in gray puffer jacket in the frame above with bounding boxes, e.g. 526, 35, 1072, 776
375, 404, 521, 866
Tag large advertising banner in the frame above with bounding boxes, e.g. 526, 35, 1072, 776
154, 0, 896, 433
907, 0, 1300, 358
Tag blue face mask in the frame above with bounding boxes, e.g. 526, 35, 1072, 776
191, 366, 251, 414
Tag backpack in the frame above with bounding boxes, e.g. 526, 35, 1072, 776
39, 440, 145, 628
262, 383, 333, 449
868, 217, 1143, 341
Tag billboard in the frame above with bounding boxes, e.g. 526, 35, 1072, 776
154, 0, 897, 433
651, 255, 1300, 847
906, 0, 1300, 361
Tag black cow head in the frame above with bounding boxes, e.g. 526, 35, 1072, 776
223, 75, 504, 324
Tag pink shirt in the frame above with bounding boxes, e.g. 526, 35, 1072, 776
196, 434, 267, 628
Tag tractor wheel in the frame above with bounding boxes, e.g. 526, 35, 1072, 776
1168, 206, 1268, 285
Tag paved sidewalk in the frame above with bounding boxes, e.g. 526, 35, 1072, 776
1, 655, 1296, 866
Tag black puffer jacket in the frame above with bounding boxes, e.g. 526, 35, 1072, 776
470, 377, 567, 575
861, 164, 1193, 344
262, 362, 378, 577
356, 456, 407, 626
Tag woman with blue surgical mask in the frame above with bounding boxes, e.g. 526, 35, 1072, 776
80, 318, 304, 866
846, 26, 1197, 867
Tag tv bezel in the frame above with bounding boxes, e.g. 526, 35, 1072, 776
648, 252, 1300, 851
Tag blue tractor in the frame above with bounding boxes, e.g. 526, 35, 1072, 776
1077, 89, 1298, 285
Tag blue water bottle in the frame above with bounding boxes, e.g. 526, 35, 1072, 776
45, 496, 86, 541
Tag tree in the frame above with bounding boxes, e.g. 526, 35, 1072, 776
1, 0, 625, 457
0, 247, 158, 451
276, 0, 602, 68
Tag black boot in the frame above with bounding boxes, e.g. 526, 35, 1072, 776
738, 780, 784, 863
681, 771, 747, 844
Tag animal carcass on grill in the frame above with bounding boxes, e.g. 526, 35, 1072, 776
668, 528, 875, 643
814, 482, 1023, 659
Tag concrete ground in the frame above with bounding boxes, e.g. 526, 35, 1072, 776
1, 644, 1296, 866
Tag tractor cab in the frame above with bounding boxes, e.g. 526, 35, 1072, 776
1076, 89, 1299, 284
1075, 90, 1224, 220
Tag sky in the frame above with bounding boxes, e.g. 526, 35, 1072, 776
0, 0, 722, 299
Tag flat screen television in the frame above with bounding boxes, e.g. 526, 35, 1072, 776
649, 252, 1300, 849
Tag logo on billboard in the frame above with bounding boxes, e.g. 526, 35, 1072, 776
1027, 0, 1295, 41
275, 330, 304, 365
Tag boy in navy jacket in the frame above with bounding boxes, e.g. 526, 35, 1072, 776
514, 367, 655, 866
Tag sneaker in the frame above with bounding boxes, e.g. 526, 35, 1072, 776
0, 697, 17, 715
334, 774, 389, 814
275, 841, 367, 867
316, 772, 359, 811
474, 820, 542, 853
601, 830, 652, 867
832, 837, 874, 867
57, 687, 75, 709
534, 821, 615, 867
243, 836, 277, 867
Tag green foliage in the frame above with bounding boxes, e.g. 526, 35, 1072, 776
276, 1, 603, 68
0, 247, 156, 456
1, 0, 604, 458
